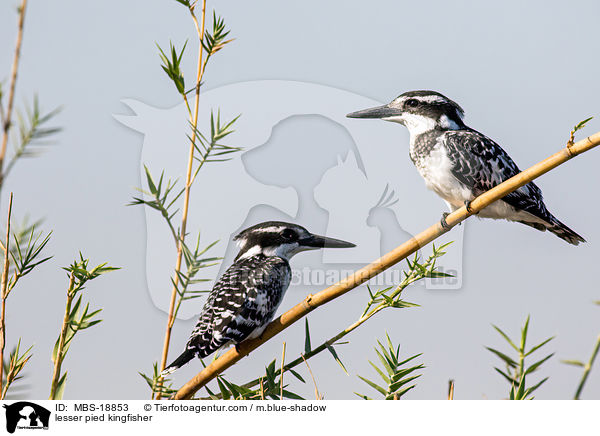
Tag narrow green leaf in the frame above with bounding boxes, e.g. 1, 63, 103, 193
573, 117, 593, 133
390, 365, 424, 383
494, 367, 518, 385
515, 373, 527, 400
282, 389, 305, 400
492, 324, 519, 352
520, 315, 530, 352
53, 372, 68, 400
358, 375, 387, 396
524, 353, 554, 376
389, 374, 422, 392
368, 360, 389, 384
525, 376, 549, 396
374, 348, 394, 375
397, 353, 423, 367
389, 384, 416, 399
304, 318, 311, 354
325, 344, 348, 375
486, 347, 518, 368
289, 369, 305, 384
525, 336, 555, 357
216, 377, 231, 400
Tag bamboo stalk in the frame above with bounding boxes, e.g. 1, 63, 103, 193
574, 334, 600, 400
156, 0, 207, 399
249, 305, 387, 396
0, 193, 13, 393
301, 354, 321, 400
279, 342, 285, 400
195, 252, 429, 399
197, 298, 392, 399
447, 380, 455, 400
173, 131, 600, 399
49, 273, 75, 399
0, 0, 28, 188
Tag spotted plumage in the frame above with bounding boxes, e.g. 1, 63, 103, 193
348, 90, 585, 245
187, 254, 290, 358
162, 221, 355, 375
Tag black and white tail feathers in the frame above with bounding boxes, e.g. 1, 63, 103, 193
521, 213, 585, 246
161, 349, 195, 376
543, 213, 585, 245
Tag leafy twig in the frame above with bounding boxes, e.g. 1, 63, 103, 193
563, 334, 600, 400
0, 0, 28, 189
140, 362, 178, 399
0, 193, 13, 393
130, 167, 183, 245
49, 255, 118, 399
0, 196, 50, 397
148, 1, 240, 400
567, 117, 593, 148
4, 97, 61, 180
0, 339, 32, 400
487, 315, 554, 400
355, 333, 424, 400
206, 359, 304, 401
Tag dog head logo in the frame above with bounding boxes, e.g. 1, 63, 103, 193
3, 402, 50, 433
115, 80, 463, 318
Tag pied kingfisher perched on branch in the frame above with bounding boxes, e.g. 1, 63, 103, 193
347, 90, 585, 245
162, 221, 355, 375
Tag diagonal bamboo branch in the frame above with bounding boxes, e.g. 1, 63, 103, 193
0, 0, 28, 189
173, 131, 600, 399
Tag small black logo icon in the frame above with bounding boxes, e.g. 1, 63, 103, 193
3, 402, 50, 433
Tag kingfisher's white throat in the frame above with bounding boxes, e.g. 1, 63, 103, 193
385, 113, 461, 136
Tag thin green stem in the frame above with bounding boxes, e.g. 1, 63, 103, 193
0, 0, 28, 191
49, 273, 75, 400
0, 193, 13, 394
574, 334, 600, 400
157, 0, 207, 400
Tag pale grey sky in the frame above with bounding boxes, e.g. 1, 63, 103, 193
0, 0, 598, 400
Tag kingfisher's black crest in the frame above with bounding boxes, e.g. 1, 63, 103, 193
233, 221, 309, 261
394, 90, 465, 127
347, 90, 585, 245
162, 221, 355, 375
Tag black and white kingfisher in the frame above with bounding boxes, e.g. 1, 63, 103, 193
162, 221, 355, 375
347, 90, 585, 245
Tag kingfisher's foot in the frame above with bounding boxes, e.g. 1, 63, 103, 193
464, 200, 474, 213
440, 212, 451, 230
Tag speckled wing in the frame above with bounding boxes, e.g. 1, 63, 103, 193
442, 129, 550, 220
186, 254, 291, 358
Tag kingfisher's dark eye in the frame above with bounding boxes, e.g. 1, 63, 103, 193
405, 99, 419, 108
281, 229, 297, 241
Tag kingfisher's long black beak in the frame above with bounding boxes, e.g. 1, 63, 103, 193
346, 104, 402, 119
300, 234, 356, 249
